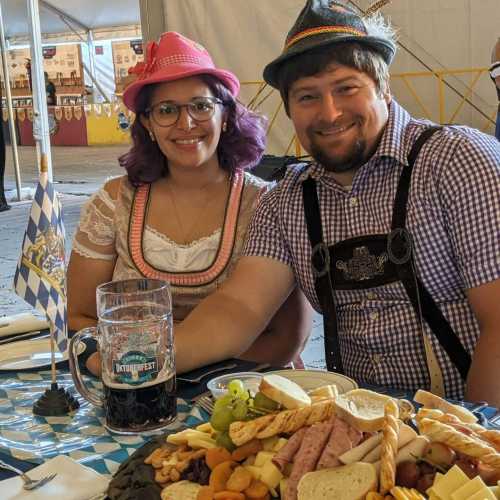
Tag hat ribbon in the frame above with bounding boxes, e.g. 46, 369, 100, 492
285, 25, 366, 51
138, 41, 158, 79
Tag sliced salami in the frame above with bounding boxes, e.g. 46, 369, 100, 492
284, 420, 334, 500
272, 426, 308, 472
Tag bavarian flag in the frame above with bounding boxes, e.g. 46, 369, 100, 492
13, 154, 67, 352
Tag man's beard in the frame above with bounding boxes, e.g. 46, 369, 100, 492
306, 125, 367, 174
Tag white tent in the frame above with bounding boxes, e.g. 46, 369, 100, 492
162, 0, 498, 154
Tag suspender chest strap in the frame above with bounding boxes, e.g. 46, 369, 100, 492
302, 177, 344, 373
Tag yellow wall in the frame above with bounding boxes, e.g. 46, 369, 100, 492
86, 112, 131, 145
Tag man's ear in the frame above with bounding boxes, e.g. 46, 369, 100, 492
381, 79, 392, 104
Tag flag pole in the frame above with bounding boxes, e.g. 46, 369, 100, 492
40, 154, 57, 387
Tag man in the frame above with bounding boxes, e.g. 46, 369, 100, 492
176, 0, 500, 404
491, 37, 500, 141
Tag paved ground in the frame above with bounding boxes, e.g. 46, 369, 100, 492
1, 145, 325, 368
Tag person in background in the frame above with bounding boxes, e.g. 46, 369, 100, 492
0, 81, 9, 212
44, 72, 56, 106
174, 0, 500, 405
490, 37, 500, 141
67, 32, 313, 376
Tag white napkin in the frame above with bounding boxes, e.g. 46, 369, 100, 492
0, 313, 49, 337
1, 455, 109, 500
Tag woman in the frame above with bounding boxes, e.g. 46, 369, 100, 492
67, 32, 312, 375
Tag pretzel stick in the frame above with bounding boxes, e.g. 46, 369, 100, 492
418, 418, 500, 470
380, 399, 400, 494
416, 408, 500, 451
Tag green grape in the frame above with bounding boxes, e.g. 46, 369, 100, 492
240, 389, 250, 401
227, 379, 245, 397
232, 399, 248, 420
214, 394, 233, 410
210, 407, 234, 432
216, 431, 236, 451
253, 391, 279, 411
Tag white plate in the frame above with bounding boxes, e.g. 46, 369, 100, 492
0, 337, 86, 370
267, 369, 358, 394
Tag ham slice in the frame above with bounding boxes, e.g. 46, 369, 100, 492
284, 420, 334, 500
316, 417, 362, 470
272, 426, 308, 472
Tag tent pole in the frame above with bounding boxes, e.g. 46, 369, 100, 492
0, 3, 22, 200
27, 0, 53, 180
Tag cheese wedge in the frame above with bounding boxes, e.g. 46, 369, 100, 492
451, 476, 488, 500
339, 433, 382, 465
362, 423, 417, 463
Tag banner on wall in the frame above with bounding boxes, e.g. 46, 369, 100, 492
27, 108, 34, 122
54, 107, 63, 121
83, 104, 92, 117
17, 108, 26, 121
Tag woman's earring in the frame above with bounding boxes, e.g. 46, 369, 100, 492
222, 122, 227, 133
149, 131, 156, 142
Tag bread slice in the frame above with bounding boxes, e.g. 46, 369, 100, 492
297, 462, 378, 500
338, 433, 382, 465
333, 389, 394, 432
413, 389, 477, 424
308, 384, 339, 402
259, 374, 311, 409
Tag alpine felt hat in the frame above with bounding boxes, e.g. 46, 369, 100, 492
263, 0, 396, 89
123, 31, 240, 112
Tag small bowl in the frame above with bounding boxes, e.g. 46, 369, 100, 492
207, 372, 263, 399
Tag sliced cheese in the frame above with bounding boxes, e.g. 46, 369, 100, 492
362, 423, 417, 463
432, 465, 469, 500
254, 450, 276, 467
451, 476, 487, 500
339, 433, 382, 465
468, 487, 497, 500
489, 485, 500, 499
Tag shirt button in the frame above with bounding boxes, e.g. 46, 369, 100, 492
349, 197, 358, 207
369, 311, 379, 321
366, 292, 376, 300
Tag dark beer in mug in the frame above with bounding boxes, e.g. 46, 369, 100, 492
103, 375, 176, 433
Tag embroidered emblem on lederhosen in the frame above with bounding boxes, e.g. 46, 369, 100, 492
336, 245, 388, 281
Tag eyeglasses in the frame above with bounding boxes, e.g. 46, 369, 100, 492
146, 96, 224, 127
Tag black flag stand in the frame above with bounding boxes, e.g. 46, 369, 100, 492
33, 326, 79, 416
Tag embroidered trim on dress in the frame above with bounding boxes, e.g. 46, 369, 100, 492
128, 170, 245, 287
72, 239, 116, 261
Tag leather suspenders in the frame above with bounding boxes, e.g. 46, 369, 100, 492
302, 127, 472, 378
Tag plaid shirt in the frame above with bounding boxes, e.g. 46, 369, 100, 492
244, 100, 500, 399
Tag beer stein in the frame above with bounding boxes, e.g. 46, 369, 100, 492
69, 278, 176, 434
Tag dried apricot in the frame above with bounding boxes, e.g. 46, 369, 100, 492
209, 460, 236, 492
213, 492, 245, 500
197, 485, 215, 500
226, 466, 253, 492
244, 479, 269, 499
231, 439, 263, 462
206, 446, 233, 470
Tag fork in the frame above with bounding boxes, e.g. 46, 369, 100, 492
0, 459, 57, 490
177, 363, 238, 384
197, 395, 215, 415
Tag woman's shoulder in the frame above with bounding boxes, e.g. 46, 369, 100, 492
101, 175, 131, 200
242, 170, 271, 191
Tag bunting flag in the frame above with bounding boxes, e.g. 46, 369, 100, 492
2, 108, 8, 122
27, 108, 34, 122
54, 106, 63, 121
17, 108, 26, 122
93, 104, 102, 117
13, 156, 67, 353
63, 106, 73, 121
103, 103, 112, 117
83, 104, 92, 117
73, 106, 82, 121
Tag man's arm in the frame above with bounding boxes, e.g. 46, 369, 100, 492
174, 255, 296, 373
465, 278, 500, 406
239, 287, 314, 365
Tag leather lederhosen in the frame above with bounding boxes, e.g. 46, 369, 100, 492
301, 127, 471, 382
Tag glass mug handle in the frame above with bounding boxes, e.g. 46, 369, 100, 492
68, 327, 103, 408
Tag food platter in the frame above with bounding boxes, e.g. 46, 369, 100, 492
106, 372, 500, 500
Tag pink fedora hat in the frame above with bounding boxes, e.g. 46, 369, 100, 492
123, 31, 240, 112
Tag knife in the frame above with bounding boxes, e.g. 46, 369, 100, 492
190, 363, 271, 403
0, 331, 46, 345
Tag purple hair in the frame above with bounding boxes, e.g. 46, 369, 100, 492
119, 75, 267, 185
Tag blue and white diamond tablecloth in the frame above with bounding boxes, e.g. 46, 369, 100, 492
0, 370, 206, 476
